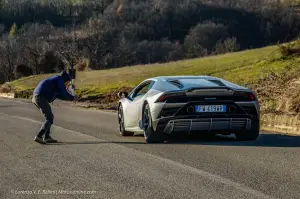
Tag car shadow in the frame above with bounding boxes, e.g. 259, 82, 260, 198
46, 133, 300, 147
46, 141, 146, 145
164, 133, 300, 147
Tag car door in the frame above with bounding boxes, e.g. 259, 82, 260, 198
125, 81, 152, 128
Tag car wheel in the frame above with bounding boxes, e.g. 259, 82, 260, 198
142, 103, 165, 143
234, 121, 259, 141
118, 104, 134, 136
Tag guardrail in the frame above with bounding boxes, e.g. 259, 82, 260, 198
0, 92, 15, 98
261, 114, 300, 135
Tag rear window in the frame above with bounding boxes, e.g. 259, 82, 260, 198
168, 79, 225, 89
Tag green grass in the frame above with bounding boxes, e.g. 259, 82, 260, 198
8, 43, 300, 98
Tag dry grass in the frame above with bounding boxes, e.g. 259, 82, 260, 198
252, 65, 300, 114
10, 45, 278, 93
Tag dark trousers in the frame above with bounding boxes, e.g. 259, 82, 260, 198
32, 94, 54, 138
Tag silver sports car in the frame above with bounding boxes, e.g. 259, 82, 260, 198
117, 76, 260, 143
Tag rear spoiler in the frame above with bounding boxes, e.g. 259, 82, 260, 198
185, 86, 234, 92
155, 88, 256, 103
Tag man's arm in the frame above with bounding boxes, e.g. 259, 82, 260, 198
57, 78, 75, 101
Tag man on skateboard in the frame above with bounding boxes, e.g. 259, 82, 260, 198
32, 70, 76, 144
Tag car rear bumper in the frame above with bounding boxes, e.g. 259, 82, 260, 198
154, 115, 257, 135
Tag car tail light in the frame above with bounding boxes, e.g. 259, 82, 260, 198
155, 92, 187, 103
234, 91, 257, 101
249, 93, 256, 101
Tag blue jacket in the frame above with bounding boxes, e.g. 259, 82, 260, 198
33, 71, 75, 103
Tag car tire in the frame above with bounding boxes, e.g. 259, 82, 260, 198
142, 103, 165, 143
118, 104, 134, 136
234, 121, 259, 141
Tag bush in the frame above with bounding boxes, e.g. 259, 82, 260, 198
38, 51, 66, 73
215, 37, 240, 54
14, 64, 33, 79
278, 39, 300, 58
0, 84, 12, 93
75, 58, 90, 71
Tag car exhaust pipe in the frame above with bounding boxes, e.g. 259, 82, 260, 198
229, 105, 236, 113
187, 106, 194, 113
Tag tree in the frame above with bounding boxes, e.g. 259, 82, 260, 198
14, 64, 33, 79
0, 0, 299, 84
0, 39, 20, 82
184, 22, 229, 58
215, 37, 240, 54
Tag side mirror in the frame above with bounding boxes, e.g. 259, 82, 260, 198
117, 92, 128, 98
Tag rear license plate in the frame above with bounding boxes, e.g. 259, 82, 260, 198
195, 105, 226, 113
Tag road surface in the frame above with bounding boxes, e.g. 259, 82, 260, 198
0, 98, 299, 199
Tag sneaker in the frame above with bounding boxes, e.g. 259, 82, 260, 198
44, 136, 58, 143
34, 136, 46, 144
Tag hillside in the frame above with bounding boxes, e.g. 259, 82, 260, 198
4, 41, 300, 116
0, 0, 299, 84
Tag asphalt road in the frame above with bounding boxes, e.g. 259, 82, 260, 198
0, 98, 299, 199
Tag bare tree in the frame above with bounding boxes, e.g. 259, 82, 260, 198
0, 38, 21, 82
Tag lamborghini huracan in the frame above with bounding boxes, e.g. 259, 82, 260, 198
117, 76, 260, 143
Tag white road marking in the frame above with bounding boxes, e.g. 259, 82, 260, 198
1, 112, 277, 199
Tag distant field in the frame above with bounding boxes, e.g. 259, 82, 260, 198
10, 44, 298, 97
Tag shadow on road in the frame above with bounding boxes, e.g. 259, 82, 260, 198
164, 133, 300, 148
47, 141, 146, 145
46, 133, 300, 147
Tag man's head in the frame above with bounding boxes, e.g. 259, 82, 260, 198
59, 70, 72, 83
